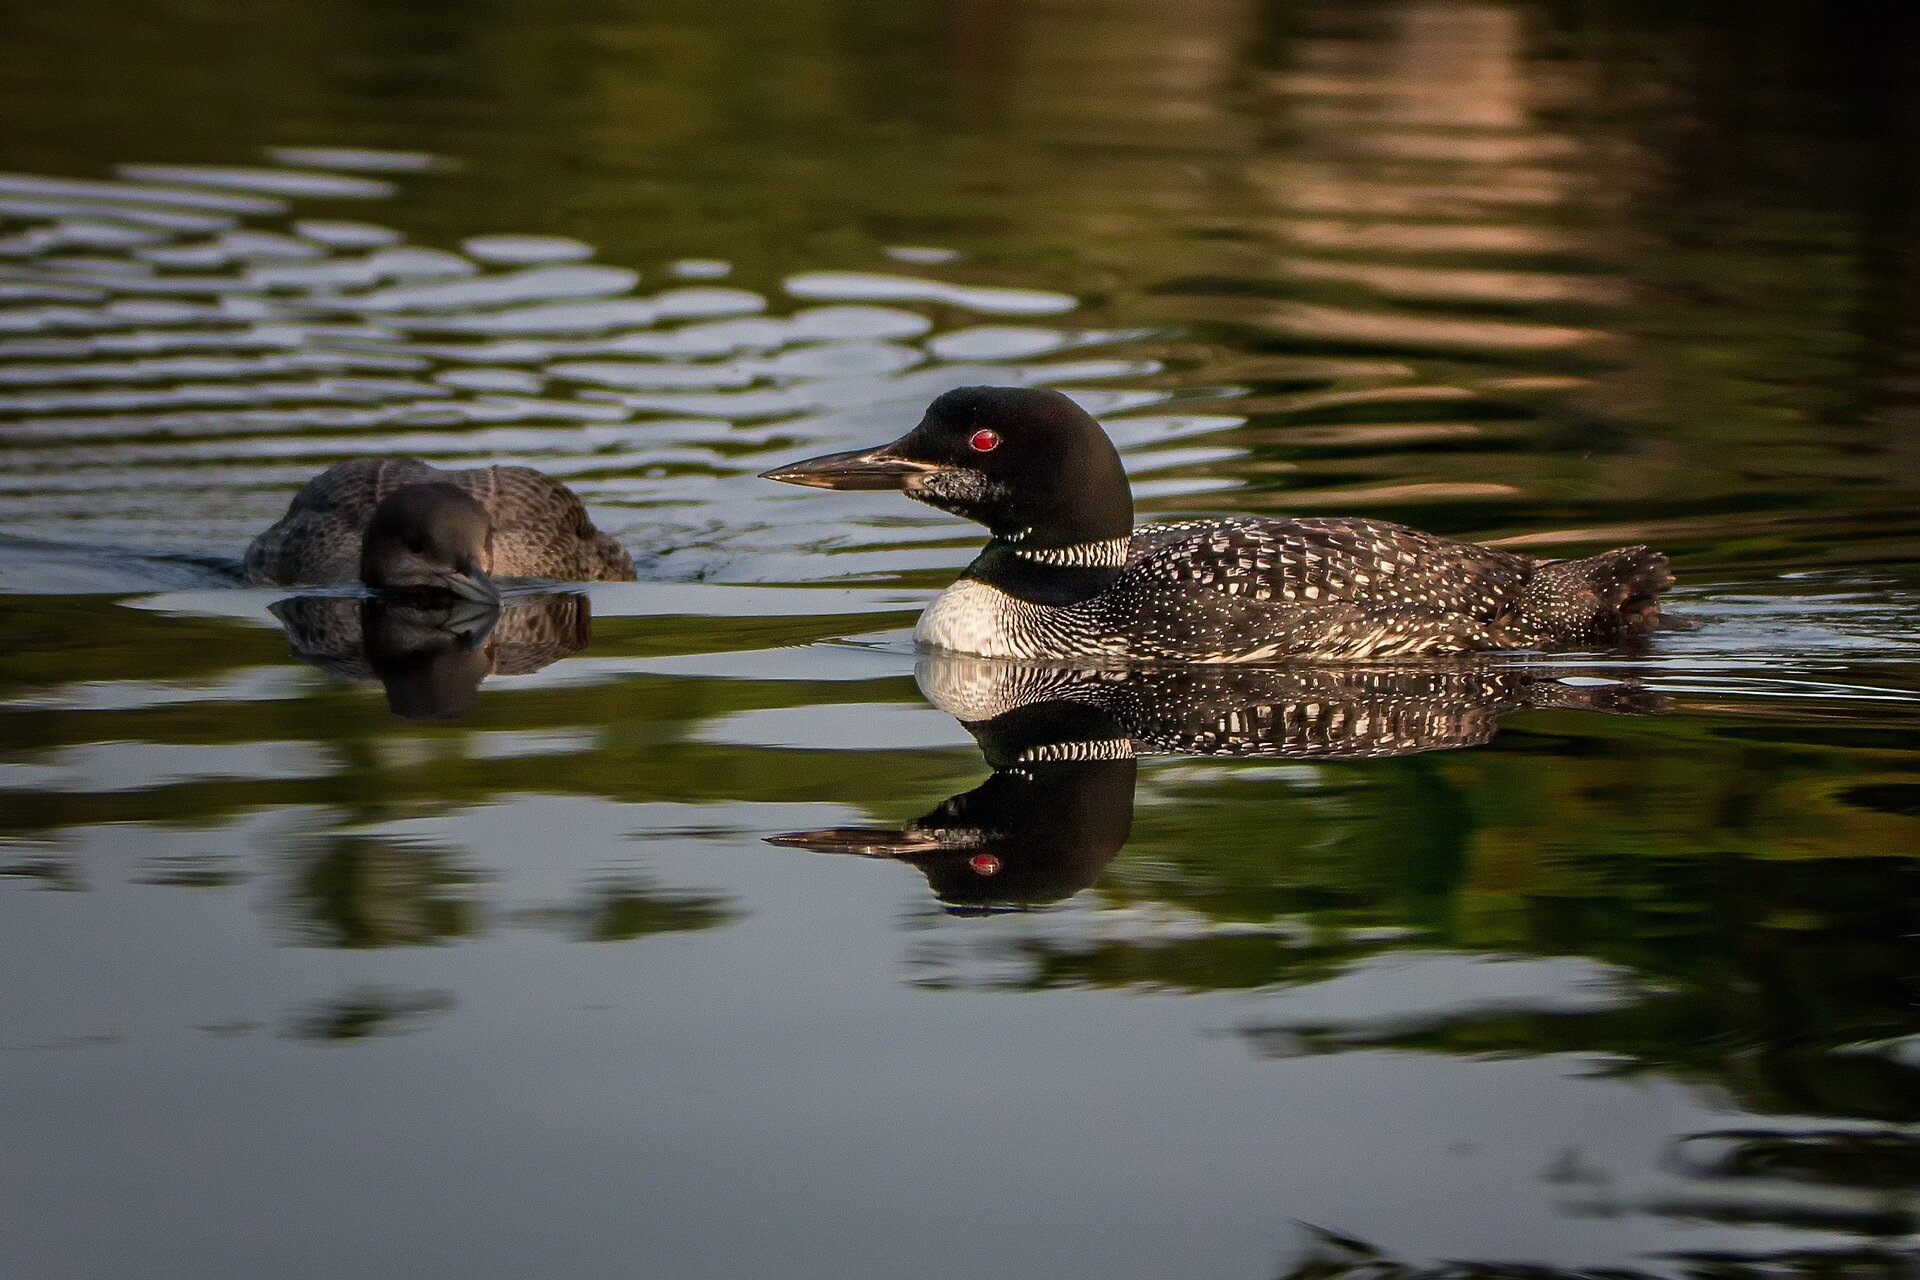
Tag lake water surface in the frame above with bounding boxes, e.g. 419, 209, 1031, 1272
2, 2, 1917, 1277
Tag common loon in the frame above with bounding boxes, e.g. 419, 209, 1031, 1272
770, 654, 1664, 911
763, 387, 1673, 661
245, 458, 634, 600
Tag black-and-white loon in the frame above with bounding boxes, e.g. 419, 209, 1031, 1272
762, 386, 1673, 662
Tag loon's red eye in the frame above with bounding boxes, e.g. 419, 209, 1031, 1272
969, 854, 1002, 876
968, 428, 1001, 453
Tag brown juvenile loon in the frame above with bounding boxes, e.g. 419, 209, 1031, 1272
763, 387, 1674, 662
244, 458, 634, 599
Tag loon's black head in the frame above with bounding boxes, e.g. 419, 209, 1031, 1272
359, 483, 498, 603
761, 386, 1133, 548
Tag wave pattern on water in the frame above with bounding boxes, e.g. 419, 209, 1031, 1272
0, 157, 1239, 591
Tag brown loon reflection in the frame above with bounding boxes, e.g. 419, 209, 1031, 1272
773, 656, 1664, 914
269, 590, 591, 720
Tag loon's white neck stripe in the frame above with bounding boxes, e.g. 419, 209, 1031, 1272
1009, 536, 1131, 569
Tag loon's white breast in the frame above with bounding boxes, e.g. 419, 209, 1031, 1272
915, 578, 1046, 659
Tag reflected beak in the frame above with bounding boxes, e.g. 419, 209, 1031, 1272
766, 826, 953, 859
760, 445, 940, 491
443, 557, 499, 604
442, 599, 500, 647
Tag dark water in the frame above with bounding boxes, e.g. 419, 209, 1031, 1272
2, 2, 1917, 1277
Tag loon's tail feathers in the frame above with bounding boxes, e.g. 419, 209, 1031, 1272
1521, 545, 1674, 647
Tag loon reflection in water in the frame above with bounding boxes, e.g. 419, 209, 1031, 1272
270, 591, 592, 721
772, 657, 1666, 913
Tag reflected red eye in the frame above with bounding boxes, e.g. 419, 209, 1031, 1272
968, 429, 1001, 453
969, 854, 1002, 876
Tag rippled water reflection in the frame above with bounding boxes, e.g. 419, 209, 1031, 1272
2, 1, 1917, 1277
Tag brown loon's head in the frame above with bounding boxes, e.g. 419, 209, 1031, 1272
358, 483, 498, 603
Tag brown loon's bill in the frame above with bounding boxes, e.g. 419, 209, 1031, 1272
442, 560, 498, 603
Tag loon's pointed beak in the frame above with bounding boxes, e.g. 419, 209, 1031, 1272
442, 557, 498, 604
760, 444, 940, 491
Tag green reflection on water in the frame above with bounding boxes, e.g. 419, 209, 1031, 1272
3, 597, 1910, 1138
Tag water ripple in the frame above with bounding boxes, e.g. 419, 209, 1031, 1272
0, 155, 1221, 584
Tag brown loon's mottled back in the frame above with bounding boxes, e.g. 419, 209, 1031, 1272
244, 458, 634, 586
